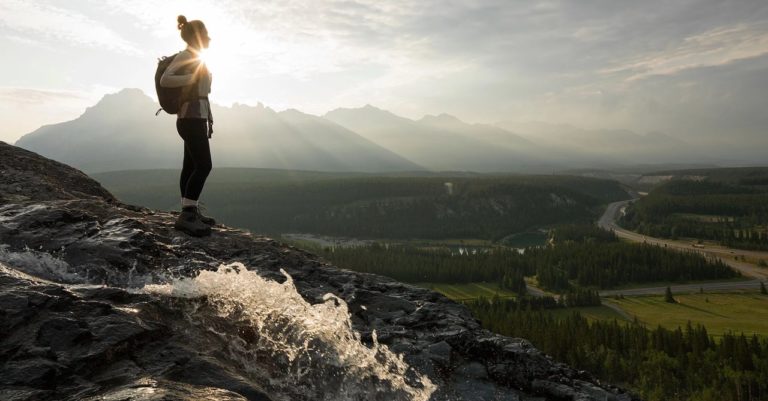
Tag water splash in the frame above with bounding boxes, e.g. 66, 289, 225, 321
0, 243, 437, 400
0, 244, 80, 283
143, 263, 436, 401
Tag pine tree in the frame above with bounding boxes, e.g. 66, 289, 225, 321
665, 286, 677, 303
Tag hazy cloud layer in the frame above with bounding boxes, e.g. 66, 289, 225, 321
1, 0, 767, 158
0, 0, 142, 55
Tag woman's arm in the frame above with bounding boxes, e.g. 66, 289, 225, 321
160, 51, 199, 88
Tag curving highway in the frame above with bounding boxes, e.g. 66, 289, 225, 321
596, 199, 768, 296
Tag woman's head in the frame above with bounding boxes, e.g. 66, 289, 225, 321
177, 15, 210, 49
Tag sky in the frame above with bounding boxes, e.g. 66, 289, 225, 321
1, 0, 768, 150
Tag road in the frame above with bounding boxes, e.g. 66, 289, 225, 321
602, 302, 633, 321
597, 199, 768, 296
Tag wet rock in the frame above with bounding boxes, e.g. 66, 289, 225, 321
453, 379, 520, 401
80, 378, 256, 401
455, 362, 488, 380
0, 359, 60, 387
426, 340, 453, 365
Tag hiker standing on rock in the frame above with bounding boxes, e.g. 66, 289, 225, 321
159, 15, 216, 236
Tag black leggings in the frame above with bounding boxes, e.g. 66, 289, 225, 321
177, 118, 212, 201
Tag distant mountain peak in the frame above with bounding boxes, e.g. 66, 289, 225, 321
231, 102, 265, 109
325, 105, 413, 124
99, 88, 153, 103
117, 87, 148, 96
326, 104, 390, 114
93, 88, 153, 105
279, 108, 316, 119
419, 113, 463, 124
214, 102, 280, 118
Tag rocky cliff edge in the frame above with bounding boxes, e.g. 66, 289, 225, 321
0, 141, 637, 401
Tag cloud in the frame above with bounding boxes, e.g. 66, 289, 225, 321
97, 0, 367, 77
92, 0, 768, 138
603, 22, 768, 81
0, 86, 106, 144
0, 87, 88, 105
0, 0, 142, 55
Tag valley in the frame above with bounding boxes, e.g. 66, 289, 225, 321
89, 164, 768, 400
279, 192, 768, 401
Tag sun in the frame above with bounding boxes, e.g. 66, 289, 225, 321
197, 49, 212, 64
195, 47, 234, 76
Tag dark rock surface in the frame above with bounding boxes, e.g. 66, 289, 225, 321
0, 142, 115, 204
0, 141, 639, 400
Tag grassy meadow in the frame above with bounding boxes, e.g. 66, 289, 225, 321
605, 292, 768, 337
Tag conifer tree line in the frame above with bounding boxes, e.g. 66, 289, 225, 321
192, 174, 629, 239
285, 176, 614, 240
308, 242, 531, 293
463, 290, 602, 310
621, 179, 768, 251
528, 240, 737, 291
302, 225, 737, 293
563, 287, 602, 307
467, 297, 768, 401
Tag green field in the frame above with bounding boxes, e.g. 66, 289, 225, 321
414, 282, 518, 300
414, 281, 627, 323
602, 276, 749, 291
416, 281, 768, 337
606, 292, 768, 337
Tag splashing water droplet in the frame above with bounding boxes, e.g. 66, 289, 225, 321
143, 263, 436, 401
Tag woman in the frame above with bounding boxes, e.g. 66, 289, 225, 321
160, 15, 215, 237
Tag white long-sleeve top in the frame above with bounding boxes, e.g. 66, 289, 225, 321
160, 47, 212, 121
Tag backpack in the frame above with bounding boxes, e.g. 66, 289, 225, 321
154, 52, 198, 115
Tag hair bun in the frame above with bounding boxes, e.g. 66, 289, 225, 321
177, 15, 187, 30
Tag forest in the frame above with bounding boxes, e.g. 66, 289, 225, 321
527, 238, 737, 291
467, 296, 768, 401
289, 223, 757, 400
94, 169, 629, 239
621, 178, 768, 250
301, 225, 738, 293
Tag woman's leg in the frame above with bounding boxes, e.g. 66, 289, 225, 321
179, 141, 194, 198
176, 119, 212, 201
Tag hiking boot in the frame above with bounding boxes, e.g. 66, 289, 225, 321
174, 207, 211, 237
196, 205, 216, 226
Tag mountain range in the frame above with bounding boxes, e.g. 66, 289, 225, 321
16, 89, 421, 173
16, 88, 721, 173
